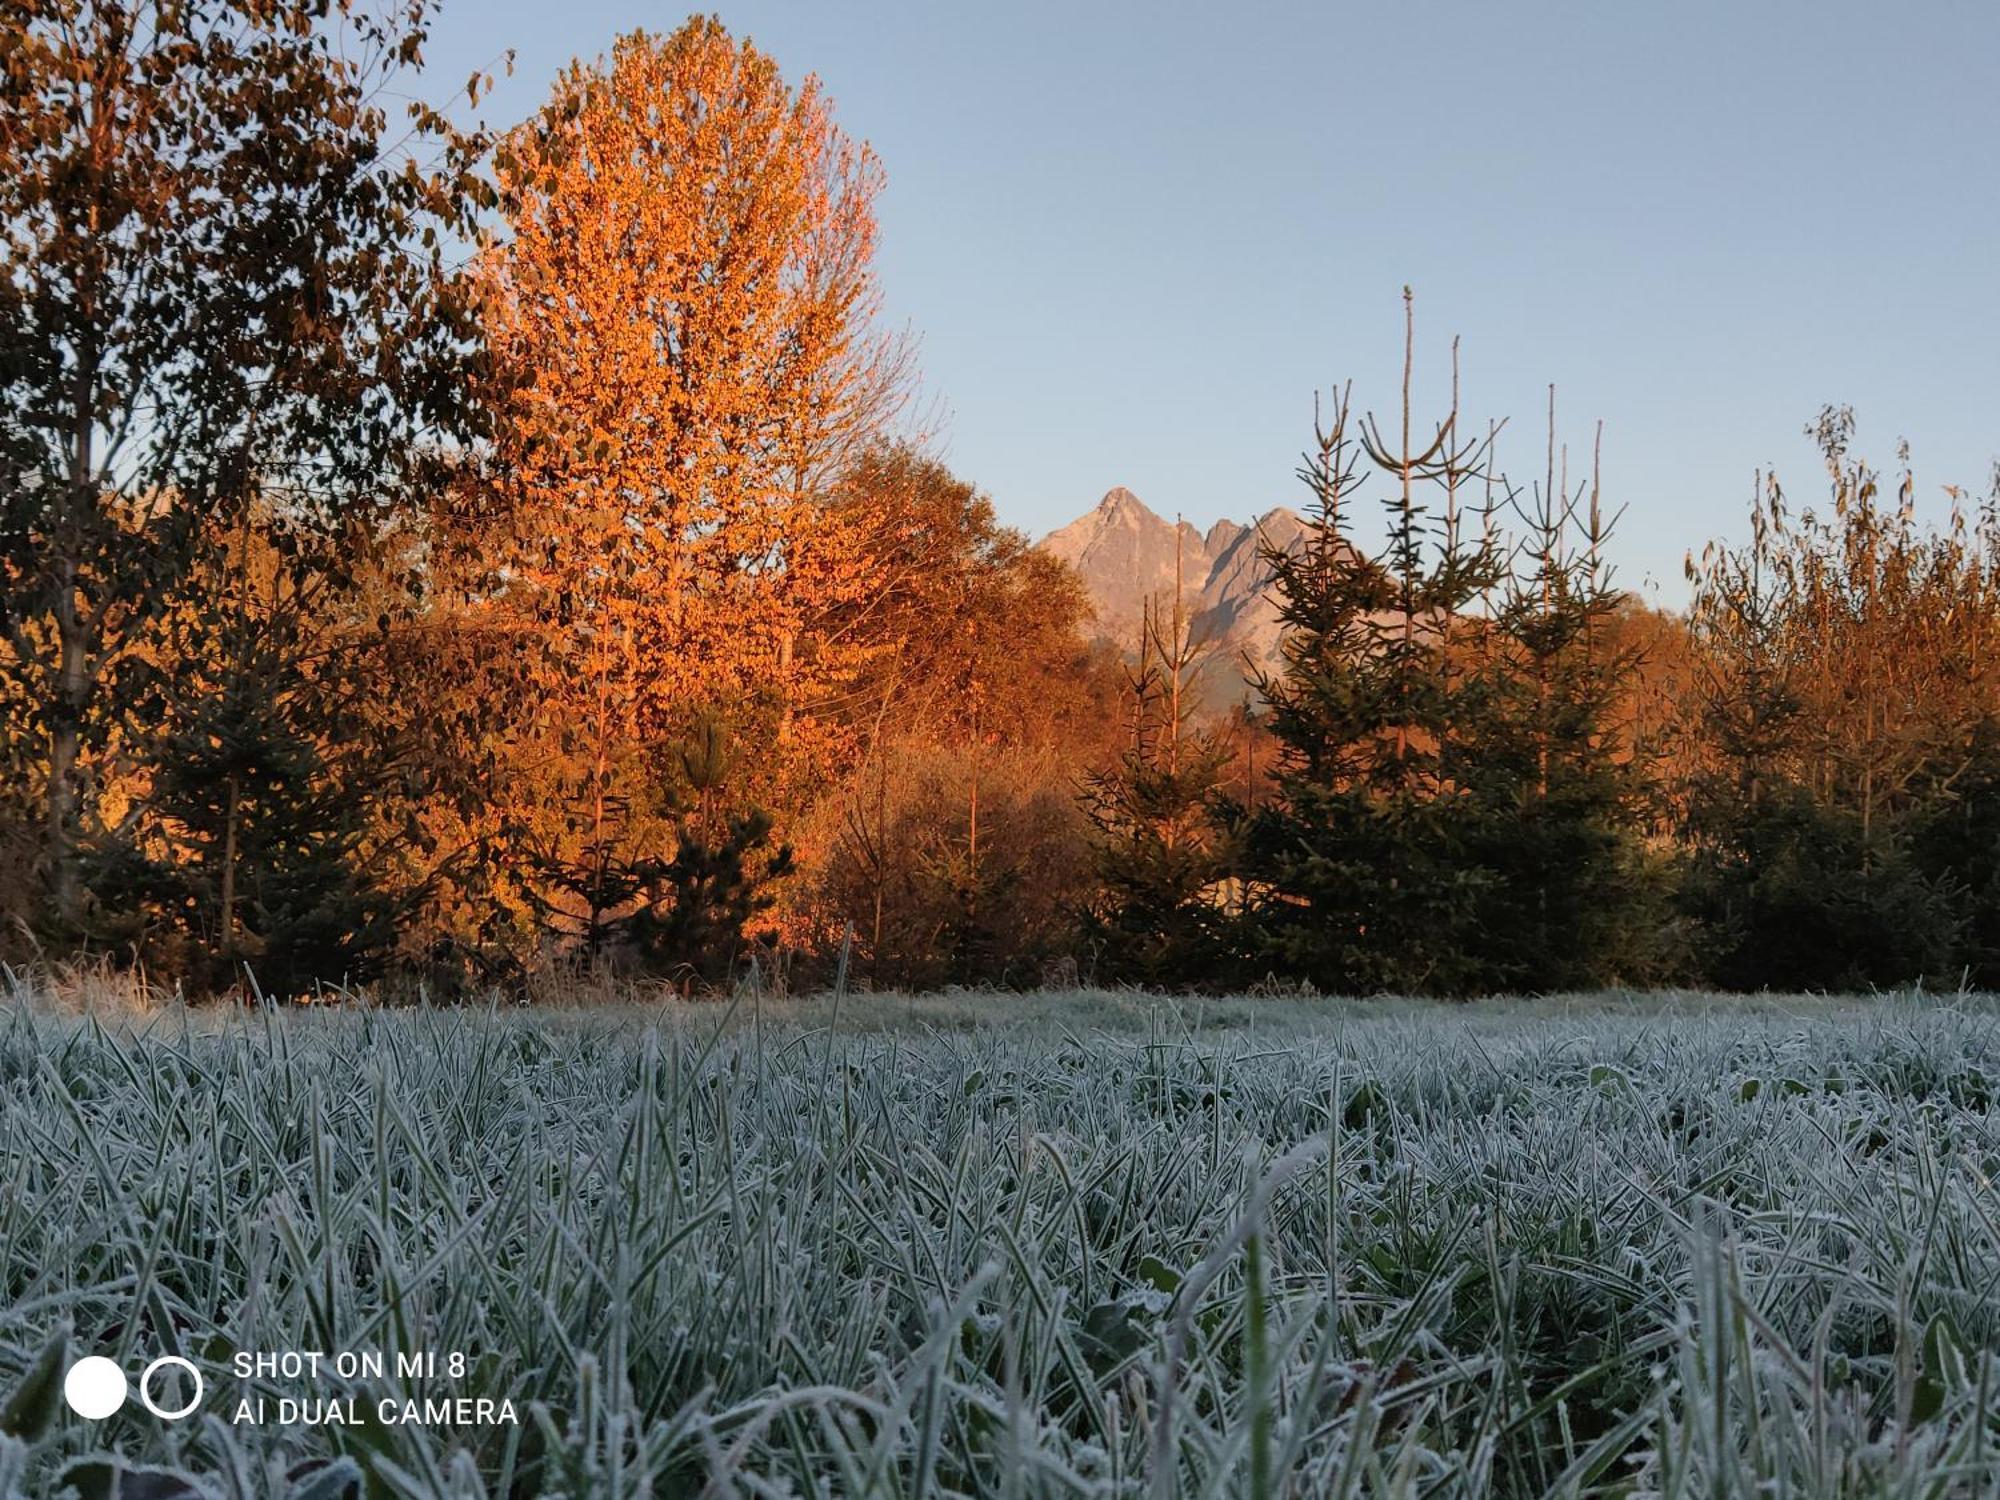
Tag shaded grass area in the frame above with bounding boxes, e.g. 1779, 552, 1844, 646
3, 987, 2000, 1496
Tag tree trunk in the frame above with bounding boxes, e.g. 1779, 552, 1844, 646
45, 589, 86, 926
47, 100, 105, 930
47, 341, 97, 927
219, 774, 241, 959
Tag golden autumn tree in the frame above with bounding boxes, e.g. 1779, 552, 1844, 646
791, 445, 1126, 983
1677, 410, 2000, 988
456, 17, 901, 965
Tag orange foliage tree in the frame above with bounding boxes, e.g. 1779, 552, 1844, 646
452, 18, 904, 961
792, 446, 1126, 983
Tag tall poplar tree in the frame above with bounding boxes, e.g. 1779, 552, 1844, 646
463, 18, 903, 964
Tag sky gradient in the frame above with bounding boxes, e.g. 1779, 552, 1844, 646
424, 0, 2000, 603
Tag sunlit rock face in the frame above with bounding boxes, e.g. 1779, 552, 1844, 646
1040, 487, 1316, 703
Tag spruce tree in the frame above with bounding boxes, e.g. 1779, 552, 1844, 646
1243, 295, 1509, 995
1081, 556, 1237, 987
631, 715, 795, 990
529, 713, 794, 988
88, 523, 403, 994
1473, 411, 1664, 988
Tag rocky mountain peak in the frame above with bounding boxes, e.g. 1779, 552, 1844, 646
1096, 485, 1148, 517
1039, 488, 1315, 703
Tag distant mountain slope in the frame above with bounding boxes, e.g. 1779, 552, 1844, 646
1039, 487, 1312, 702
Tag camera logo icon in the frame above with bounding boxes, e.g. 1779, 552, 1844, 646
63, 1355, 204, 1421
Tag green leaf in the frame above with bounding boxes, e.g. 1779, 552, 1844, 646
1077, 1294, 1161, 1374
57, 1460, 215, 1500
197, 1334, 236, 1366
1589, 1064, 1630, 1096
1923, 1311, 1968, 1388
1136, 1255, 1182, 1295
1342, 1080, 1387, 1130
0, 1326, 67, 1441
287, 1456, 363, 1500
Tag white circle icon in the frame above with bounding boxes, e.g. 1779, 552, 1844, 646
63, 1357, 128, 1420
138, 1356, 204, 1421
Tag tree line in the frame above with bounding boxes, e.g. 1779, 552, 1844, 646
4, 2, 1997, 998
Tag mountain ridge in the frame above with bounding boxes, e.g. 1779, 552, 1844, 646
1039, 487, 1311, 700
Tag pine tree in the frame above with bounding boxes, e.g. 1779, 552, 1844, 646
88, 522, 404, 994
524, 714, 795, 988
1243, 294, 1510, 995
632, 716, 796, 989
1911, 721, 2000, 987
1474, 408, 1663, 988
1081, 544, 1238, 987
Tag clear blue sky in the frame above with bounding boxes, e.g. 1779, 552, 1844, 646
425, 0, 1999, 604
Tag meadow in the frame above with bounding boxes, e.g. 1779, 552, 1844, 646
3, 984, 2000, 1498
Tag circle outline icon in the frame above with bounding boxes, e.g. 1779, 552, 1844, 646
138, 1355, 203, 1421
63, 1356, 128, 1420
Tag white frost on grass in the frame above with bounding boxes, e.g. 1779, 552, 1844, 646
0, 987, 1997, 1496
